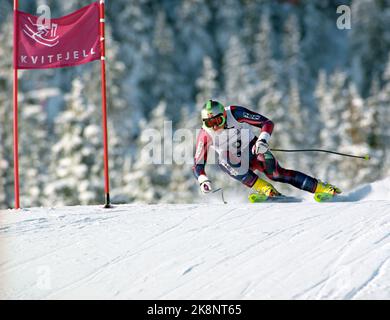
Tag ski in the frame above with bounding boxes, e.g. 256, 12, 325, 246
248, 193, 303, 203
314, 192, 335, 202
248, 193, 268, 203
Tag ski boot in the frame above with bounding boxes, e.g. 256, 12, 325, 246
314, 180, 342, 202
249, 178, 281, 203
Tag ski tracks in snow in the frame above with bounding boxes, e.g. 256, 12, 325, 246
0, 200, 389, 299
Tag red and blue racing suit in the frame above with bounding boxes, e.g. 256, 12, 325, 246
193, 105, 318, 193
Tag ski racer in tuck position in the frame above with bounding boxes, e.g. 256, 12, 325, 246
192, 100, 341, 202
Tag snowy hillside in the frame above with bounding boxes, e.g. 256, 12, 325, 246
0, 178, 389, 300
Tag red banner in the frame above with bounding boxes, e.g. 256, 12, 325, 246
15, 2, 101, 69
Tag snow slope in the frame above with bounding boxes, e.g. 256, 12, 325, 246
0, 178, 389, 300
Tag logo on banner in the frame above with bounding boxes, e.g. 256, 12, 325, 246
23, 5, 59, 47
23, 17, 59, 47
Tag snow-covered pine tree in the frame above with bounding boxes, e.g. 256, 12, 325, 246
253, 11, 284, 151
254, 11, 275, 88
282, 13, 302, 84
19, 97, 50, 207
365, 76, 382, 151
77, 24, 134, 197
314, 71, 330, 181
340, 83, 366, 147
358, 76, 384, 182
114, 0, 155, 112
175, 0, 213, 70
212, 0, 243, 51
0, 17, 14, 208
82, 23, 135, 136
350, 0, 389, 95
378, 53, 390, 177
122, 101, 171, 203
241, 0, 268, 48
315, 70, 349, 187
151, 10, 179, 116
283, 78, 310, 171
0, 0, 11, 23
0, 158, 7, 208
196, 56, 218, 107
338, 82, 371, 187
166, 107, 198, 203
56, 0, 89, 13
301, 2, 346, 81
44, 78, 105, 206
223, 36, 254, 106
280, 12, 310, 144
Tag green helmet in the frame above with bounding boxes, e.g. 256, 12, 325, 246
201, 100, 226, 130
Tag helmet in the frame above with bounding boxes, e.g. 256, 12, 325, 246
201, 100, 227, 130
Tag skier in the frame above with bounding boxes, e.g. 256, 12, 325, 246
193, 100, 341, 201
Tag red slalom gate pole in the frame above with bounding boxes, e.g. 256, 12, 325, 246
13, 0, 20, 209
99, 0, 111, 208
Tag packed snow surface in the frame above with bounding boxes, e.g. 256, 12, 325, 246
0, 178, 389, 299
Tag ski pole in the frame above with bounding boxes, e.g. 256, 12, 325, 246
213, 188, 227, 204
270, 148, 370, 160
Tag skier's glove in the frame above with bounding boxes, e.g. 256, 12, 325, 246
253, 139, 269, 154
198, 175, 212, 194
253, 132, 270, 155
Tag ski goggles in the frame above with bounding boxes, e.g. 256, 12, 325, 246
203, 114, 226, 128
